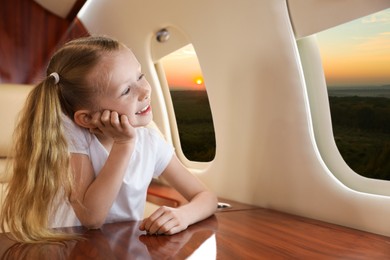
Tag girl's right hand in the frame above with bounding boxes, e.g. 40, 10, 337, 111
90, 110, 136, 144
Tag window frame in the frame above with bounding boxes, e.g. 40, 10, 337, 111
298, 35, 390, 197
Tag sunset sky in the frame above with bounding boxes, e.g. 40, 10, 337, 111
162, 8, 390, 90
317, 8, 390, 87
161, 45, 205, 91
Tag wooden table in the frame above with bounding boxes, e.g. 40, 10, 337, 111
1, 202, 390, 259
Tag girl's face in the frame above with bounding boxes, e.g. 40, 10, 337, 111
96, 46, 153, 127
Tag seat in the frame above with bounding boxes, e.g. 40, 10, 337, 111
0, 84, 33, 182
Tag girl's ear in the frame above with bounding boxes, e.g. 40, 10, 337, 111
74, 110, 94, 128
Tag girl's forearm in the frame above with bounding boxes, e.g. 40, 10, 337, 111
180, 190, 218, 226
80, 142, 134, 228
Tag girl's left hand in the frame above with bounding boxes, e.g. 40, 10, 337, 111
90, 110, 136, 144
139, 206, 189, 235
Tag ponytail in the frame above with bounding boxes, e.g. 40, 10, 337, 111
0, 77, 76, 243
0, 35, 121, 243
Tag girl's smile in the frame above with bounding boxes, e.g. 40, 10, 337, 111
135, 104, 152, 115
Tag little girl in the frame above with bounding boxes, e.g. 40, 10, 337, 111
0, 36, 217, 243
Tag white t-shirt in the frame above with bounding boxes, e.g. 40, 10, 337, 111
60, 115, 174, 225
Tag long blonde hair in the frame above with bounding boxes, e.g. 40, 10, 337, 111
0, 36, 120, 243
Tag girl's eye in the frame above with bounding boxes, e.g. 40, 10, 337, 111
122, 87, 131, 96
138, 73, 145, 81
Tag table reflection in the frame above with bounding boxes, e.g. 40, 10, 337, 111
1, 241, 77, 260
0, 216, 218, 259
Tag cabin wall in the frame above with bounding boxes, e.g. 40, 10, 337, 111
79, 0, 390, 236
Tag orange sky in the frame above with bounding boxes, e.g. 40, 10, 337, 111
161, 45, 205, 91
162, 9, 390, 89
317, 9, 390, 86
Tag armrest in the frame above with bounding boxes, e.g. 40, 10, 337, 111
147, 180, 188, 207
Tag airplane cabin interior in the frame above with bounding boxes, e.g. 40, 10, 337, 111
1, 0, 390, 258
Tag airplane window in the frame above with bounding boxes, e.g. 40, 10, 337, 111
160, 44, 216, 162
316, 8, 390, 180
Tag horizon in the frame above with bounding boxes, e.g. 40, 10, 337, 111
328, 84, 390, 88
169, 84, 390, 91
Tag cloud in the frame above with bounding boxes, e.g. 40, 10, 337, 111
361, 10, 390, 24
354, 32, 390, 54
163, 44, 196, 60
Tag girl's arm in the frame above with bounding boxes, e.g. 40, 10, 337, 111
139, 155, 218, 235
70, 142, 134, 229
70, 111, 135, 229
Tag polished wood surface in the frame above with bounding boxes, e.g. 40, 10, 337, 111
215, 209, 390, 259
1, 205, 390, 259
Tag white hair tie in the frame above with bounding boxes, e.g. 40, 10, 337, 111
49, 72, 60, 84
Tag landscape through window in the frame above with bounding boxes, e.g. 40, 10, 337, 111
317, 8, 390, 180
161, 44, 216, 162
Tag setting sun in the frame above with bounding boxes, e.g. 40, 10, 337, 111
195, 77, 203, 85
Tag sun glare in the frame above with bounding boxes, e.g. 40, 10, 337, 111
195, 77, 203, 85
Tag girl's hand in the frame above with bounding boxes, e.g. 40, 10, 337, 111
139, 206, 189, 235
90, 110, 136, 144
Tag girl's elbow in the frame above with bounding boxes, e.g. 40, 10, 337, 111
208, 190, 218, 201
80, 217, 105, 230
202, 190, 218, 211
84, 223, 103, 230
210, 192, 219, 211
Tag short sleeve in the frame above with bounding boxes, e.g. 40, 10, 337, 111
62, 114, 91, 155
148, 128, 174, 177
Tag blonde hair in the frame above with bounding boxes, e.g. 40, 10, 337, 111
0, 36, 120, 243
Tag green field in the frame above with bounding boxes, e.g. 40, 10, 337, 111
170, 91, 390, 180
329, 96, 390, 180
170, 91, 216, 162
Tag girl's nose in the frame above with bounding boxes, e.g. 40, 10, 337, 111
137, 85, 150, 101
